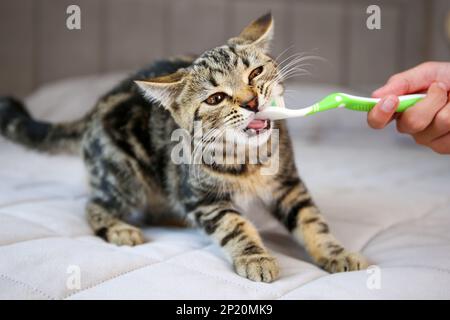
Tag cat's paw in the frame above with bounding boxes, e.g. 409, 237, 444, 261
234, 254, 279, 283
322, 251, 369, 273
103, 223, 145, 246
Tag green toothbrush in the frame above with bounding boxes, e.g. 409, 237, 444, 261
255, 93, 425, 120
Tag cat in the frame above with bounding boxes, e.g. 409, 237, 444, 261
0, 13, 368, 282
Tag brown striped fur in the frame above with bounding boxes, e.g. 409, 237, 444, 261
0, 14, 368, 282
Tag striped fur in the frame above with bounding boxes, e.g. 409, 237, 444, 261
0, 14, 367, 282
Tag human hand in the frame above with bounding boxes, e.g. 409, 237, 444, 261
367, 62, 450, 154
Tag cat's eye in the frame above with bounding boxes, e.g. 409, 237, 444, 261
205, 92, 227, 105
248, 66, 263, 82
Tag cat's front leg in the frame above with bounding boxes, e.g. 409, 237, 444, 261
188, 202, 279, 282
272, 176, 369, 272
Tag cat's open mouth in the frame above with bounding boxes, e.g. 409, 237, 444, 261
243, 119, 271, 136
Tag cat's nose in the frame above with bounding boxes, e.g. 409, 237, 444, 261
240, 96, 259, 112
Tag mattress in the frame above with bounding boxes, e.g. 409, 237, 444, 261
1, 74, 449, 299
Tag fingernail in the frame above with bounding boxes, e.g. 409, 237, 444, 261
436, 82, 447, 91
380, 96, 396, 113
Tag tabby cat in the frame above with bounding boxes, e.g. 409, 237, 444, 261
0, 14, 368, 282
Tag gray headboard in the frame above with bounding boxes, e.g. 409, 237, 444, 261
1, 0, 449, 97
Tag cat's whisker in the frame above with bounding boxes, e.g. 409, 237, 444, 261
266, 62, 313, 88
272, 45, 296, 63
276, 60, 312, 79
191, 125, 229, 182
277, 67, 312, 81
278, 65, 312, 78
192, 121, 243, 182
274, 52, 308, 68
191, 130, 218, 169
276, 54, 322, 77
275, 55, 312, 75
190, 128, 218, 179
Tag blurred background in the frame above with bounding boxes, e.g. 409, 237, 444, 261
1, 0, 449, 98
0, 0, 450, 147
2, 1, 450, 301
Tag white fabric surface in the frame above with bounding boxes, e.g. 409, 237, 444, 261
0, 74, 449, 299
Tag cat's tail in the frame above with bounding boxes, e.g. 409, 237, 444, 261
0, 96, 87, 155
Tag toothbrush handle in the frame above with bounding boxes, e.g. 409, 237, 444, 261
344, 94, 425, 112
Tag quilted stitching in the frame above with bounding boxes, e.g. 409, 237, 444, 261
1, 79, 450, 299
0, 273, 55, 300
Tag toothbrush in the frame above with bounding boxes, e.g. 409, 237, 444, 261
255, 93, 426, 120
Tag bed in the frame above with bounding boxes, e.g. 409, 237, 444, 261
1, 73, 450, 299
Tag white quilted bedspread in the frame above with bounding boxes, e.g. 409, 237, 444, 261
1, 74, 449, 299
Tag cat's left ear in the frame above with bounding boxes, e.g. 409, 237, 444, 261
134, 69, 186, 108
228, 13, 274, 53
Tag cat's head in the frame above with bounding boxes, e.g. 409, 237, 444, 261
136, 13, 283, 146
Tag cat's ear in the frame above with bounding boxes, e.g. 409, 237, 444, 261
228, 13, 274, 52
134, 69, 186, 108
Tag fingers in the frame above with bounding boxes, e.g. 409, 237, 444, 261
412, 93, 450, 147
396, 82, 448, 134
369, 62, 450, 155
429, 133, 450, 154
367, 95, 399, 129
413, 102, 450, 144
372, 62, 440, 97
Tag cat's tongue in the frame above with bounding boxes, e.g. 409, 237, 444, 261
247, 119, 268, 130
